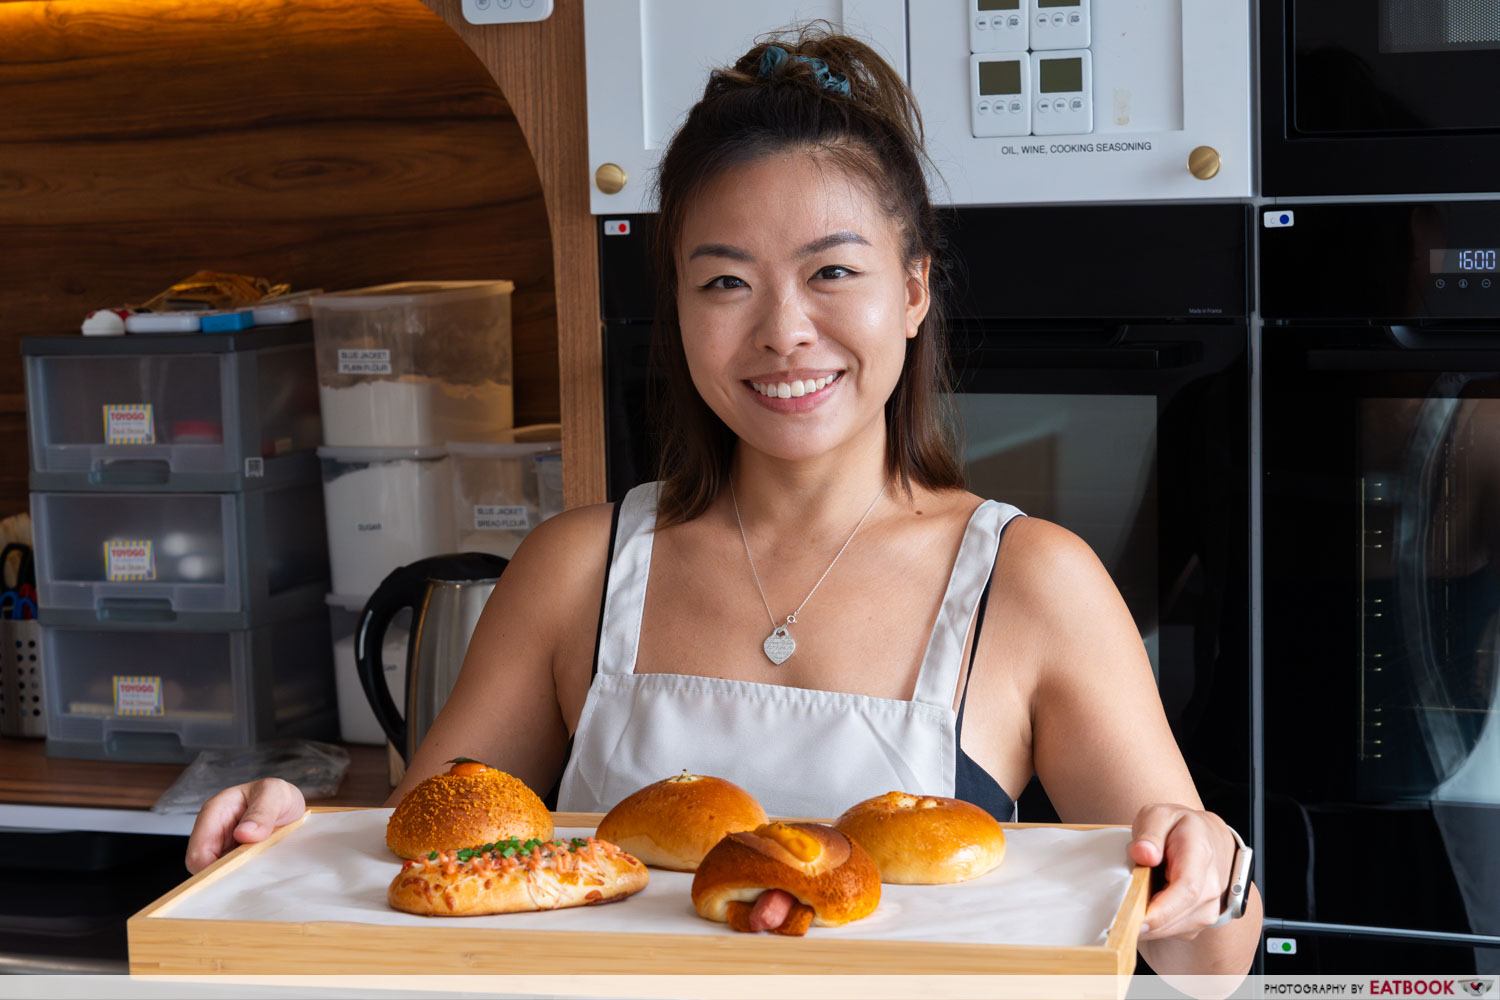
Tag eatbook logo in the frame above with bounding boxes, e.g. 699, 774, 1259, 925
1461, 981, 1495, 997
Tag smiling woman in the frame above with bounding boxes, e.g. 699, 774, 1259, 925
189, 21, 1262, 978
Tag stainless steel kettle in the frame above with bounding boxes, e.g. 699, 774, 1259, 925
356, 553, 507, 764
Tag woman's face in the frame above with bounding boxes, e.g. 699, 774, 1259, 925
674, 152, 930, 465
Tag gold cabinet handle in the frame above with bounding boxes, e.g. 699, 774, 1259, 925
595, 163, 627, 195
1188, 146, 1221, 181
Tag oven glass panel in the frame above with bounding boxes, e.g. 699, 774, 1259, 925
958, 393, 1160, 677
1292, 0, 1500, 134
1263, 337, 1500, 959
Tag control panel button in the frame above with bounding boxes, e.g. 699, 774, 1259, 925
1052, 12, 1065, 25
1010, 99, 1023, 113
1008, 14, 1020, 26
1071, 97, 1084, 111
978, 101, 991, 113
1069, 11, 1082, 23
1037, 99, 1050, 112
976, 16, 988, 29
1036, 13, 1049, 26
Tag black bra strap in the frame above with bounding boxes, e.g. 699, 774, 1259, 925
589, 499, 626, 682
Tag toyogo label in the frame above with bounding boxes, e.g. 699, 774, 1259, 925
105, 539, 156, 581
103, 404, 155, 444
113, 675, 163, 716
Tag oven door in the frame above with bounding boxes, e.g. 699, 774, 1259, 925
952, 323, 1250, 834
1262, 0, 1500, 195
1262, 325, 1500, 971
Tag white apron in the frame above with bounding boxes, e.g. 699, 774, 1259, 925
556, 482, 1024, 818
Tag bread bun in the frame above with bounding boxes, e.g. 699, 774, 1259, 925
833, 791, 1005, 884
691, 822, 881, 929
386, 760, 553, 859
595, 772, 768, 871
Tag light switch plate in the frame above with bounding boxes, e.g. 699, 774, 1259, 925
462, 0, 553, 25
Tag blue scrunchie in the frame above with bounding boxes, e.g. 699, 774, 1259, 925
757, 44, 852, 97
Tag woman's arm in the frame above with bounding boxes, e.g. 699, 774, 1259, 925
994, 517, 1262, 977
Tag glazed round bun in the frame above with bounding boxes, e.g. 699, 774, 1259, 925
691, 822, 881, 927
595, 772, 768, 871
833, 791, 1006, 884
385, 760, 553, 859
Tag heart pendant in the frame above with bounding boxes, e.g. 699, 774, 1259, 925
762, 626, 795, 665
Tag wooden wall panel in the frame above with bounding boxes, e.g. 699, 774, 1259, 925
416, 0, 606, 508
0, 0, 560, 517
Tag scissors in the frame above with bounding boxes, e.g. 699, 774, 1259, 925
0, 544, 36, 618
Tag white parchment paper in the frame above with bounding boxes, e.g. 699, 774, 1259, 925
162, 810, 1136, 947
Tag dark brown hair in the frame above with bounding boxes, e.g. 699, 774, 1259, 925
650, 23, 964, 527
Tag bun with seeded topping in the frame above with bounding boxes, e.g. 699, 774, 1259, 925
833, 791, 1005, 884
594, 772, 769, 871
385, 759, 553, 860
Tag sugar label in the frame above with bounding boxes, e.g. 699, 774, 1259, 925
475, 505, 529, 531
103, 404, 155, 445
105, 539, 156, 581
338, 349, 392, 375
113, 675, 163, 716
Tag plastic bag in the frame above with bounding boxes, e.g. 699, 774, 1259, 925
151, 739, 350, 814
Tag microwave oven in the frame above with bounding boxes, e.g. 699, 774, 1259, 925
1261, 0, 1500, 196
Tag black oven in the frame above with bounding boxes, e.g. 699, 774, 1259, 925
600, 204, 1252, 854
1261, 0, 1500, 195
1261, 200, 1500, 972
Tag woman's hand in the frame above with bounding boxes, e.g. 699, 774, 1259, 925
184, 778, 306, 874
1128, 802, 1239, 942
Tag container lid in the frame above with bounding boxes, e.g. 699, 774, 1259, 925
446, 423, 561, 458
316, 444, 447, 463
310, 281, 514, 311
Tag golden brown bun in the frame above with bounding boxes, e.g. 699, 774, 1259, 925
833, 791, 1006, 884
385, 762, 553, 859
388, 838, 648, 916
595, 773, 769, 871
691, 822, 881, 927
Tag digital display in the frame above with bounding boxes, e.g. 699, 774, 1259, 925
1038, 57, 1083, 93
978, 0, 1020, 10
1037, 0, 1080, 7
979, 60, 1023, 96
1431, 249, 1500, 273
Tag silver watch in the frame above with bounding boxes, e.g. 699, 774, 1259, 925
1208, 824, 1253, 929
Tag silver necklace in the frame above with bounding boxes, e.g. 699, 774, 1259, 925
729, 477, 888, 665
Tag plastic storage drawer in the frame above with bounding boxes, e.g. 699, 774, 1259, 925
41, 615, 336, 763
31, 482, 328, 628
23, 325, 322, 491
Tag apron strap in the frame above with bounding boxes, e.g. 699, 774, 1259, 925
910, 501, 1025, 709
594, 482, 661, 677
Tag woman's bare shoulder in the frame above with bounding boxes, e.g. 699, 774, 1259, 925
500, 502, 617, 612
990, 514, 1124, 632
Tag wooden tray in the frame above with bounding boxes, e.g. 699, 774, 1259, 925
129, 807, 1148, 980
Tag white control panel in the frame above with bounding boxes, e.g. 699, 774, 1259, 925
969, 54, 1031, 136
969, 0, 1029, 53
1030, 0, 1089, 50
1029, 49, 1091, 135
463, 0, 553, 26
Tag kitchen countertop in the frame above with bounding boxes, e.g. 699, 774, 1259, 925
0, 737, 391, 834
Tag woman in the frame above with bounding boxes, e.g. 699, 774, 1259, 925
187, 27, 1261, 974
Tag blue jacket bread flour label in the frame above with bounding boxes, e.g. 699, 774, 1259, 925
475, 504, 529, 531
105, 539, 156, 581
103, 404, 155, 444
113, 675, 163, 716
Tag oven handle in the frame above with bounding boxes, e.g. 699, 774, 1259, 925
1388, 324, 1500, 350
956, 344, 1200, 370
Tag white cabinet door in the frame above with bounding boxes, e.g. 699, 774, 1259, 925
912, 0, 1253, 204
584, 0, 908, 216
